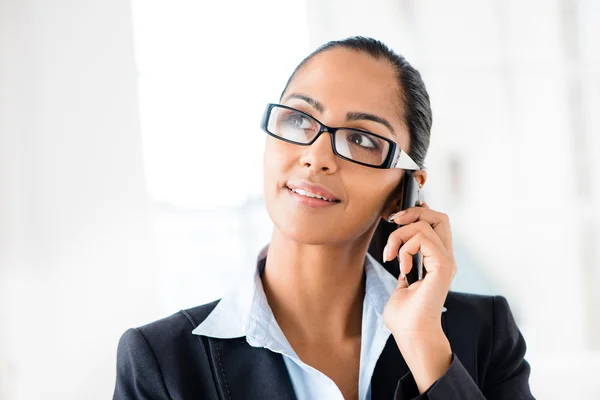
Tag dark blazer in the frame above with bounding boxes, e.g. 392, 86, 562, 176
113, 291, 535, 399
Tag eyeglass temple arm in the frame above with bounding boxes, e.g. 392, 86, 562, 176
392, 149, 420, 170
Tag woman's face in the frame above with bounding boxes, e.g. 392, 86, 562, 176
263, 48, 412, 245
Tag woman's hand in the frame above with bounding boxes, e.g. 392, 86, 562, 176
381, 202, 456, 392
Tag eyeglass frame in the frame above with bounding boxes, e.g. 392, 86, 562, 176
260, 103, 420, 170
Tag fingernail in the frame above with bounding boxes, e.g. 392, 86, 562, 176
388, 210, 406, 222
398, 259, 404, 279
382, 244, 388, 263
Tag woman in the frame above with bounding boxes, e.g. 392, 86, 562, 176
113, 36, 535, 399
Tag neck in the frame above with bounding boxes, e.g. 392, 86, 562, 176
262, 228, 375, 344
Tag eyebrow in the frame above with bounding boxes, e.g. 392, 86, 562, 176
282, 93, 396, 137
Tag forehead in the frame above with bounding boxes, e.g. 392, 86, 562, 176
283, 48, 407, 146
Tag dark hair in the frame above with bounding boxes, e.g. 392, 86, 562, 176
280, 36, 433, 277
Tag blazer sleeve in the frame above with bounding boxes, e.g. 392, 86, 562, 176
113, 328, 172, 400
394, 295, 536, 400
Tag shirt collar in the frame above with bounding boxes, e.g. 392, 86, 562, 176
192, 244, 400, 340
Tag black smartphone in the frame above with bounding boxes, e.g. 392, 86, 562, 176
398, 171, 425, 285
367, 172, 425, 284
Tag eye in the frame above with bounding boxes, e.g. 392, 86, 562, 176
283, 111, 313, 129
347, 132, 380, 150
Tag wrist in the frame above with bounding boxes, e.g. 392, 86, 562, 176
393, 331, 452, 394
392, 326, 446, 349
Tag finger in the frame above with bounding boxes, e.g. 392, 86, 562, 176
389, 206, 447, 230
383, 220, 445, 263
397, 233, 444, 276
389, 207, 453, 254
395, 271, 409, 290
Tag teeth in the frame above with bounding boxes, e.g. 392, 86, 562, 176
289, 187, 335, 202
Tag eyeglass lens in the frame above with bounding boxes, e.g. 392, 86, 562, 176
267, 106, 391, 167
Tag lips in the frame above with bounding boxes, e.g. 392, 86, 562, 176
285, 181, 341, 202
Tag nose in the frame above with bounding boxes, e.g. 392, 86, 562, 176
299, 130, 339, 173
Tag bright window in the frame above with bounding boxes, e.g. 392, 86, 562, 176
132, 0, 310, 208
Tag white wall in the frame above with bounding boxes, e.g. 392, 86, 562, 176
0, 1, 160, 398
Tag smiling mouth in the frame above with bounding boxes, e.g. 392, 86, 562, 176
285, 186, 341, 203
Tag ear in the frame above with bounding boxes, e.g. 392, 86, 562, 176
380, 170, 428, 221
413, 170, 427, 187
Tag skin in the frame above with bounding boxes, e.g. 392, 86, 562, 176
261, 47, 456, 398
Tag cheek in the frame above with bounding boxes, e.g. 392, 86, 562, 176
345, 170, 398, 214
263, 138, 282, 168
263, 138, 295, 196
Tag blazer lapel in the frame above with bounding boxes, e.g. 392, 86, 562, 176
370, 335, 410, 398
206, 336, 297, 400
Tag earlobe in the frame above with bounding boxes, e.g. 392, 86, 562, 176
380, 170, 427, 220
413, 170, 427, 188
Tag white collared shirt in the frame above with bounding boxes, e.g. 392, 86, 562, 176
192, 248, 399, 400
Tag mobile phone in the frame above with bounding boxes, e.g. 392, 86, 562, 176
367, 172, 425, 285
398, 171, 425, 286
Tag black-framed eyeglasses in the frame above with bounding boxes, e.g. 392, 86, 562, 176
260, 103, 420, 170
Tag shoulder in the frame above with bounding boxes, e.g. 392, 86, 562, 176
444, 291, 525, 354
444, 291, 518, 344
121, 298, 222, 348
446, 290, 495, 309
442, 291, 527, 383
396, 292, 534, 397
443, 291, 496, 348
114, 299, 223, 399
117, 299, 222, 367
142, 299, 220, 334
444, 290, 516, 330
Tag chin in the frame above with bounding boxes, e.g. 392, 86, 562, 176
263, 185, 350, 243
275, 221, 344, 245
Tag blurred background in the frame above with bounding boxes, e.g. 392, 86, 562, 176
0, 0, 598, 398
